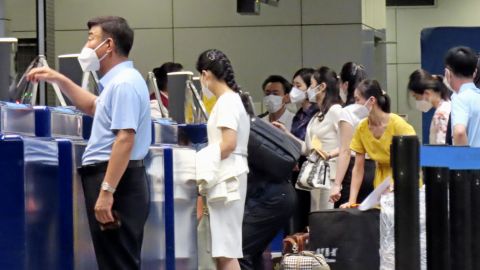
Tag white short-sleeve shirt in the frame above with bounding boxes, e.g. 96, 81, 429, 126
207, 91, 250, 181
304, 104, 343, 179
261, 109, 295, 131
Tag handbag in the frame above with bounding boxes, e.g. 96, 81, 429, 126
281, 251, 330, 270
197, 197, 216, 270
248, 117, 302, 183
283, 231, 310, 254
296, 150, 330, 191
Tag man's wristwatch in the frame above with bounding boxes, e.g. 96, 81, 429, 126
101, 181, 116, 193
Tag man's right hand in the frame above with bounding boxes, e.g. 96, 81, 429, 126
272, 121, 287, 132
26, 66, 64, 85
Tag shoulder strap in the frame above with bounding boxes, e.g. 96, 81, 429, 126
257, 111, 269, 118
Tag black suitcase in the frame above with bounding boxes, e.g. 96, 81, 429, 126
247, 117, 301, 183
309, 209, 380, 270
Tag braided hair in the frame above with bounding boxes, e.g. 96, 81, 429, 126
196, 49, 254, 116
196, 49, 240, 93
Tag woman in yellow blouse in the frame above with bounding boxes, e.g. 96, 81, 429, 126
340, 79, 416, 208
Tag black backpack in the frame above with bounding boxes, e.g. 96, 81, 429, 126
247, 117, 302, 183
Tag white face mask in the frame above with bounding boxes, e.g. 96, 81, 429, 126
78, 39, 109, 72
350, 103, 369, 120
200, 75, 214, 99
263, 95, 284, 113
289, 87, 306, 104
202, 86, 214, 99
364, 98, 373, 114
415, 99, 433, 112
444, 68, 454, 92
306, 85, 320, 103
340, 90, 348, 103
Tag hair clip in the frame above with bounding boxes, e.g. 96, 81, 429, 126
352, 64, 358, 76
207, 51, 216, 61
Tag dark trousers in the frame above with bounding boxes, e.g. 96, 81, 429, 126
79, 162, 150, 270
240, 179, 297, 270
334, 157, 375, 208
286, 156, 310, 235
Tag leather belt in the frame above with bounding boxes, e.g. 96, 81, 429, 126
78, 160, 144, 175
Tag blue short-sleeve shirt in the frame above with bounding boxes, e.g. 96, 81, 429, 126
451, 82, 480, 147
82, 61, 151, 165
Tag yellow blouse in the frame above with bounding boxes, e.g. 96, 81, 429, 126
350, 113, 416, 187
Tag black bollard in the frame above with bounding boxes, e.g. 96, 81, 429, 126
449, 170, 472, 270
391, 136, 420, 270
423, 167, 450, 270
471, 170, 480, 270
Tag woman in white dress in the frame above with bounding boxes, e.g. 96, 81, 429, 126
196, 49, 250, 270
275, 66, 343, 211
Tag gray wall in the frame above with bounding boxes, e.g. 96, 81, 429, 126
0, 0, 6, 36
4, 0, 385, 111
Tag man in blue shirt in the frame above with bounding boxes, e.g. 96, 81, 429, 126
444, 46, 480, 147
27, 16, 151, 269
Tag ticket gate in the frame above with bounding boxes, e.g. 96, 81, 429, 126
0, 102, 88, 270
0, 135, 64, 269
146, 120, 206, 270
0, 93, 206, 270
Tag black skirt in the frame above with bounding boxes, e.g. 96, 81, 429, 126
334, 157, 375, 208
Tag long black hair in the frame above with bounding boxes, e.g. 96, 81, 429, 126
195, 49, 254, 116
313, 66, 342, 121
407, 69, 450, 101
356, 79, 390, 113
340, 62, 367, 106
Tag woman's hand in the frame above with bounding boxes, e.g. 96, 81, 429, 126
329, 183, 342, 203
339, 201, 358, 209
